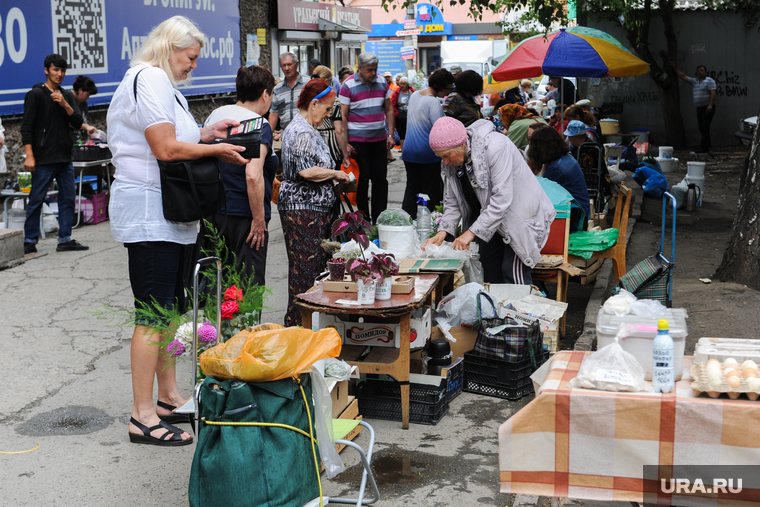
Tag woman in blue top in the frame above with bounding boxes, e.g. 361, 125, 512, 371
400, 68, 455, 218
527, 126, 590, 230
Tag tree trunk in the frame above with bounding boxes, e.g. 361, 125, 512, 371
657, 83, 688, 148
714, 120, 760, 287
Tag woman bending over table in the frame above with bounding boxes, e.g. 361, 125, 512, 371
422, 117, 555, 284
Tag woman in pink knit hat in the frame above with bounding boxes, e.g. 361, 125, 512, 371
423, 116, 556, 284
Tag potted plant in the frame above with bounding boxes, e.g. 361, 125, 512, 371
369, 252, 396, 300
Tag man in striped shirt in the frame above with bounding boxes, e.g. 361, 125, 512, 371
340, 52, 395, 223
270, 52, 307, 139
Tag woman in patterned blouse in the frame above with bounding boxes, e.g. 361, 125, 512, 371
278, 79, 351, 326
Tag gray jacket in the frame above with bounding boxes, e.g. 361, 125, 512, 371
439, 120, 556, 268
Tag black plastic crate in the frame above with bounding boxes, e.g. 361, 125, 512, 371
462, 350, 548, 401
356, 378, 448, 426
72, 144, 112, 161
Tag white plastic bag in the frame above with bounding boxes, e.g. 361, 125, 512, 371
569, 337, 653, 393
420, 241, 471, 260
308, 368, 345, 479
602, 289, 637, 315
42, 203, 59, 233
434, 282, 486, 335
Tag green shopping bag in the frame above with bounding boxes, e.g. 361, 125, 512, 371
567, 228, 619, 259
189, 375, 320, 507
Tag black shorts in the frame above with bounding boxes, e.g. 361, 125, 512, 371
125, 241, 191, 327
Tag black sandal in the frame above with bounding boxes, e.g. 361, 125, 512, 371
129, 417, 193, 446
157, 400, 191, 424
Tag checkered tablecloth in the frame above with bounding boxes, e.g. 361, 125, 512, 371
498, 350, 760, 505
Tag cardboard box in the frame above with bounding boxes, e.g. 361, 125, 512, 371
319, 308, 431, 349
330, 379, 350, 418
321, 275, 414, 294
430, 326, 479, 360
441, 357, 463, 401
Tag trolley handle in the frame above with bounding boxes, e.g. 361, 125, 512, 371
192, 256, 223, 423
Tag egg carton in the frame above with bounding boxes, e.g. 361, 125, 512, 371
690, 362, 760, 401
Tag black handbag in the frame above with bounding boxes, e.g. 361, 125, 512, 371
157, 157, 225, 222
133, 69, 225, 223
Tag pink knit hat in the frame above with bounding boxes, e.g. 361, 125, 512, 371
429, 117, 467, 151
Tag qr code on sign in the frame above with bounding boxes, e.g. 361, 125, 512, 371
50, 0, 108, 74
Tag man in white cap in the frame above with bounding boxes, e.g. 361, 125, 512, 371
384, 71, 398, 92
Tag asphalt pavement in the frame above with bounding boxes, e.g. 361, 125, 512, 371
0, 151, 632, 507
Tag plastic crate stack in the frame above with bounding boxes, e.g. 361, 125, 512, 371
356, 378, 448, 426
462, 350, 548, 400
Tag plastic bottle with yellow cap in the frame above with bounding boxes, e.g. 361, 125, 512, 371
652, 319, 674, 393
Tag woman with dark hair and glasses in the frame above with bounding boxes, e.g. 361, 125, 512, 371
278, 79, 351, 326
203, 65, 279, 287
400, 67, 454, 218
442, 69, 483, 127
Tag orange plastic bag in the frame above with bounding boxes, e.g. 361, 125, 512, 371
200, 325, 342, 382
341, 159, 359, 206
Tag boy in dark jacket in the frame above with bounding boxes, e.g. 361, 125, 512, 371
21, 54, 89, 253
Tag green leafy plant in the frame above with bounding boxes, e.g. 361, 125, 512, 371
368, 252, 397, 280
332, 210, 372, 261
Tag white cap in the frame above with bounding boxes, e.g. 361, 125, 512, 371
576, 99, 592, 107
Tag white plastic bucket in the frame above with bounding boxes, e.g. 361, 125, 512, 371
685, 175, 705, 206
656, 157, 678, 173
631, 130, 650, 143
659, 146, 673, 159
687, 161, 706, 178
378, 225, 415, 258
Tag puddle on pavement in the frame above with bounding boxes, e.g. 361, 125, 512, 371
17, 406, 112, 436
371, 456, 427, 485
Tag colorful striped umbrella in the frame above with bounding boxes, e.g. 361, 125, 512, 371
491, 26, 649, 82
482, 74, 521, 95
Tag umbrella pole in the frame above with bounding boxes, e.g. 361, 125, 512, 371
560, 77, 564, 130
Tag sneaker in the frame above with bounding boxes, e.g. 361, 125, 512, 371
24, 243, 37, 254
57, 240, 89, 252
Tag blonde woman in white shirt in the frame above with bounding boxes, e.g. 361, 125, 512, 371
107, 15, 248, 447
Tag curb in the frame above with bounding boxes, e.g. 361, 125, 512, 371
573, 185, 643, 351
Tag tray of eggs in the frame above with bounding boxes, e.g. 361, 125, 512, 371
691, 358, 760, 400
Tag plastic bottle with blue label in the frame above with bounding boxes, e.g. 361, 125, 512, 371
652, 319, 674, 393
416, 193, 431, 243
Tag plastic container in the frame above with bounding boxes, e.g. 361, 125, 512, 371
7, 208, 25, 230
687, 161, 705, 178
693, 338, 760, 364
356, 377, 449, 425
462, 350, 548, 400
659, 146, 673, 159
600, 119, 620, 135
656, 157, 679, 173
378, 224, 415, 258
596, 308, 688, 380
631, 129, 650, 143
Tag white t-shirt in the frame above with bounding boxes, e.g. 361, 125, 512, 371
107, 63, 201, 244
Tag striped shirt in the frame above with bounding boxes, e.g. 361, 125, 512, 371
688, 76, 717, 108
271, 74, 307, 130
339, 74, 391, 143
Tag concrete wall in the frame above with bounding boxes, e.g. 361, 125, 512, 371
584, 9, 760, 147
0, 0, 271, 184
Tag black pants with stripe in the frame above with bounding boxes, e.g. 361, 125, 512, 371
478, 234, 532, 285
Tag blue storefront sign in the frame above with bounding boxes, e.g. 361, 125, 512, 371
364, 40, 405, 76
0, 0, 240, 116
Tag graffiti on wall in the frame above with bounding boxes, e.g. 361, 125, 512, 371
708, 70, 748, 97
609, 91, 661, 104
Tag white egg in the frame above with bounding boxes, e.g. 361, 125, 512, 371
709, 377, 722, 389
741, 360, 758, 370
724, 358, 738, 366
723, 366, 738, 376
747, 377, 760, 391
